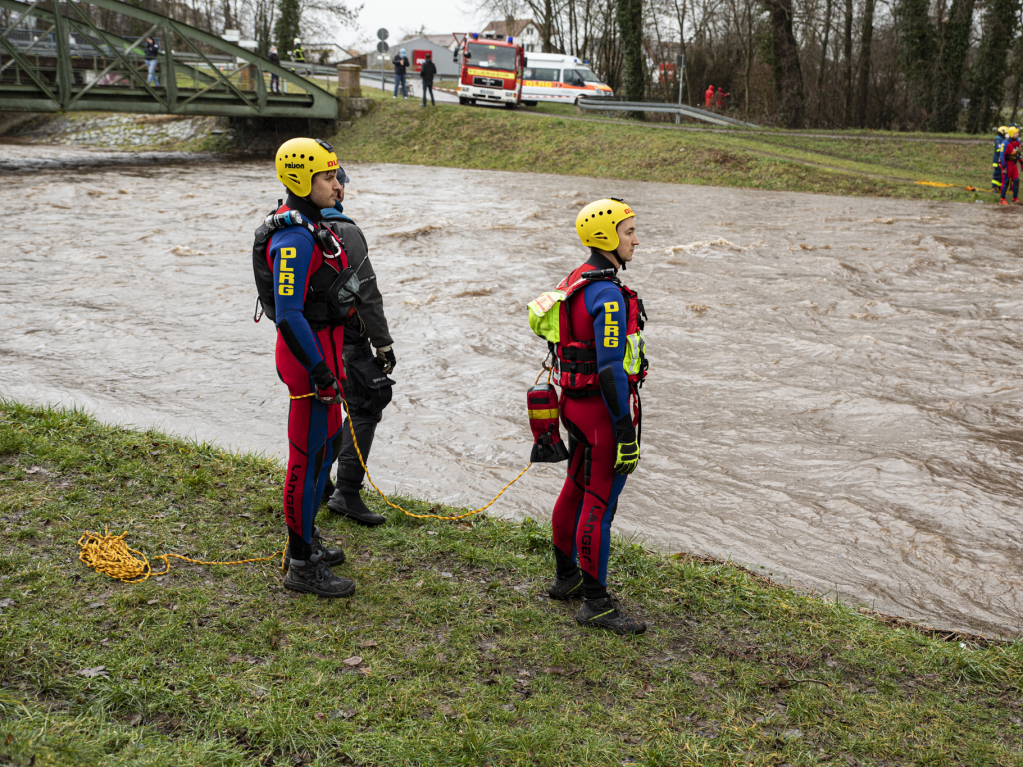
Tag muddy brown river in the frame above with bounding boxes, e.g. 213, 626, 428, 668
2, 144, 1021, 637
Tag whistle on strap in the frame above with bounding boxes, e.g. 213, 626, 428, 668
527, 384, 569, 463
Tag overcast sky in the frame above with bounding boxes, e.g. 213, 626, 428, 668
338, 0, 489, 52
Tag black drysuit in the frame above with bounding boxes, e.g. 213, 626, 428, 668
318, 205, 394, 492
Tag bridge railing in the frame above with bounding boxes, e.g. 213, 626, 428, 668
0, 0, 341, 119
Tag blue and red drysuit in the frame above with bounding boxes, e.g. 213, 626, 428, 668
1000, 138, 1020, 202
268, 194, 347, 558
992, 134, 1006, 191
551, 252, 636, 599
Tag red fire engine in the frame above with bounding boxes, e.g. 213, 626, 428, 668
454, 31, 525, 108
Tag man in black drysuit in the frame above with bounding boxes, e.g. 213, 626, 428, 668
317, 175, 395, 527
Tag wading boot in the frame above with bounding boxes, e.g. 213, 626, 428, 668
283, 552, 356, 598
575, 596, 647, 635
328, 484, 385, 526
547, 570, 584, 600
321, 477, 336, 507
283, 526, 346, 571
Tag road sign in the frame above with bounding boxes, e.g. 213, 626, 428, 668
676, 54, 686, 69
376, 41, 389, 53
377, 28, 388, 41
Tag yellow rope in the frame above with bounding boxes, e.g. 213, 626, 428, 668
78, 527, 282, 584
79, 388, 536, 581
341, 399, 532, 521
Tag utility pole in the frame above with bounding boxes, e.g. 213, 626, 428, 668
675, 53, 686, 124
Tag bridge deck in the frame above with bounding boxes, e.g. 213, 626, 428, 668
0, 0, 340, 120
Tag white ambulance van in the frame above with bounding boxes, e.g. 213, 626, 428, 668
520, 53, 614, 106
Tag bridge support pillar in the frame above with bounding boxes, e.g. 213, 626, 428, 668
336, 64, 361, 98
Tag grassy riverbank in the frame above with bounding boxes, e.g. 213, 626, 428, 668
338, 96, 996, 202
1, 401, 1022, 766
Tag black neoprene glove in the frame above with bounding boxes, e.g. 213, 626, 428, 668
613, 417, 640, 475
375, 345, 396, 374
310, 362, 343, 404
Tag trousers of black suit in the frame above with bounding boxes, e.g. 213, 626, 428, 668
335, 334, 386, 488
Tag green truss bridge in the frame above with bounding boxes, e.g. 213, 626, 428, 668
0, 0, 340, 120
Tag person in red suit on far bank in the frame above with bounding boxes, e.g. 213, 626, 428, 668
715, 86, 729, 109
705, 83, 715, 108
999, 126, 1020, 206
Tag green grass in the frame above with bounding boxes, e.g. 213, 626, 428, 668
336, 98, 999, 202
1, 401, 1022, 766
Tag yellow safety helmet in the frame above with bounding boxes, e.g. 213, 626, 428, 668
576, 198, 635, 251
1008, 127, 1020, 139
998, 126, 1008, 136
275, 137, 339, 197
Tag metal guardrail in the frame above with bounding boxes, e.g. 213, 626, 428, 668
577, 97, 757, 128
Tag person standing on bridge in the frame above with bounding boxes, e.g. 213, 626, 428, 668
144, 36, 160, 87
419, 52, 437, 107
317, 168, 396, 527
529, 198, 649, 635
268, 46, 281, 93
392, 48, 410, 99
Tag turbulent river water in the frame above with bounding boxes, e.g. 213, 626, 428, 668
2, 143, 1022, 637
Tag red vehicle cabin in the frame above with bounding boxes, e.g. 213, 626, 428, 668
456, 32, 524, 108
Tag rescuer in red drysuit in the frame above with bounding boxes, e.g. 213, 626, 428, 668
705, 84, 715, 108
257, 137, 357, 598
545, 198, 649, 635
999, 127, 1020, 205
715, 87, 729, 109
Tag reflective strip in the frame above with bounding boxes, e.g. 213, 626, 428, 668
529, 408, 559, 420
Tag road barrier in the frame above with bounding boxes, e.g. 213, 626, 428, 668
577, 97, 757, 128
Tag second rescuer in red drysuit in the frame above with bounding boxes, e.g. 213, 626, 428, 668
529, 198, 649, 634
253, 137, 359, 598
1000, 126, 1021, 205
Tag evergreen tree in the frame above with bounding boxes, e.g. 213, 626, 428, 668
854, 0, 876, 127
966, 0, 1021, 133
929, 0, 975, 131
617, 0, 645, 103
274, 0, 300, 61
896, 0, 935, 115
764, 0, 804, 127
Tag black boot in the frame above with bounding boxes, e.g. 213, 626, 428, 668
283, 526, 346, 570
328, 485, 385, 526
548, 571, 584, 599
575, 595, 647, 635
320, 477, 335, 507
283, 552, 356, 598
548, 545, 583, 599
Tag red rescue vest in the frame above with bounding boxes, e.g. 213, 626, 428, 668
552, 263, 648, 391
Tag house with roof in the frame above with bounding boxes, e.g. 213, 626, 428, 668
481, 19, 541, 51
394, 34, 462, 77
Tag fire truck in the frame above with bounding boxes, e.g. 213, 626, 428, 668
454, 31, 525, 108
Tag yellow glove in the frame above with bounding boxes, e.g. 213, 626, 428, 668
614, 438, 640, 475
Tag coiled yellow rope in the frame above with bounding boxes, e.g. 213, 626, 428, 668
78, 527, 282, 584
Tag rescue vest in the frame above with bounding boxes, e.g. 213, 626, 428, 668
251, 204, 360, 330
528, 263, 648, 390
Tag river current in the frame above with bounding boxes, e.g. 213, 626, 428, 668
2, 144, 1021, 637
